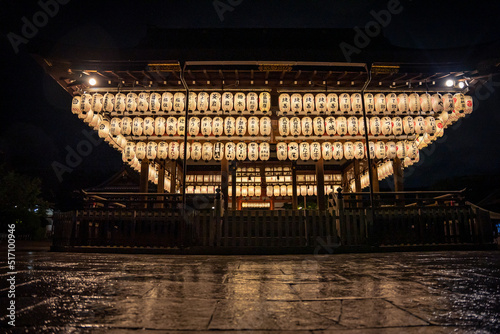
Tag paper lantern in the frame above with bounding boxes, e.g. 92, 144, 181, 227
259, 142, 270, 161
414, 116, 425, 135
351, 93, 363, 113
273, 185, 280, 197
177, 117, 186, 136
222, 92, 234, 112
325, 116, 336, 136
173, 92, 186, 113
343, 142, 354, 159
287, 185, 293, 197
287, 142, 298, 161
313, 117, 325, 136
358, 117, 366, 135
375, 141, 386, 159
187, 92, 197, 112
191, 142, 202, 161
146, 142, 157, 160
442, 93, 453, 112
403, 116, 414, 135
188, 117, 200, 137
453, 93, 466, 114
259, 92, 271, 113
406, 141, 418, 159
98, 120, 110, 138
125, 93, 138, 113
336, 117, 348, 136
408, 93, 420, 113
260, 116, 271, 136
278, 117, 290, 137
166, 116, 178, 136
115, 135, 126, 148
396, 141, 405, 159
137, 92, 149, 112
300, 185, 307, 196
278, 185, 285, 197
97, 93, 111, 113
121, 117, 132, 135
132, 117, 144, 136
374, 93, 386, 114
364, 93, 375, 114
124, 142, 136, 161
315, 94, 327, 114
397, 93, 409, 113
155, 117, 166, 137
353, 141, 364, 159
235, 116, 247, 136
247, 92, 258, 113
339, 93, 350, 113
212, 116, 224, 137
234, 92, 246, 112
435, 119, 445, 137
319, 142, 332, 161
438, 111, 449, 125
291, 93, 303, 114
248, 116, 259, 136
180, 142, 190, 160
419, 93, 431, 113
431, 93, 443, 112
380, 116, 391, 136
424, 116, 436, 135
290, 117, 301, 137
386, 93, 398, 113
386, 141, 396, 159
197, 92, 209, 112
209, 92, 221, 112
143, 117, 155, 136
299, 142, 310, 160
255, 186, 262, 197
71, 96, 81, 115
310, 142, 321, 161
326, 93, 339, 114
201, 116, 212, 137
91, 93, 103, 113
148, 93, 161, 113
161, 92, 173, 112
464, 95, 473, 114
301, 117, 313, 137
135, 142, 146, 160
248, 142, 259, 161
347, 116, 358, 136
392, 117, 403, 135
224, 116, 236, 137
212, 142, 224, 161
303, 93, 315, 114
279, 93, 291, 114
201, 142, 213, 162
248, 186, 255, 197
236, 142, 247, 160
276, 142, 288, 161
370, 117, 381, 136
110, 118, 121, 136
167, 141, 179, 160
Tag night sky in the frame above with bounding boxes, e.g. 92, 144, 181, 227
1, 0, 500, 209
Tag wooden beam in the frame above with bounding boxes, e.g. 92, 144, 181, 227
316, 158, 326, 210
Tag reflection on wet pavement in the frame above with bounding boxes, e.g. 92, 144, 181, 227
1, 251, 499, 333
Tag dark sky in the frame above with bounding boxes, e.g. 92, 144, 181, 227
1, 0, 500, 207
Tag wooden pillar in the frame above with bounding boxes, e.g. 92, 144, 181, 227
260, 164, 267, 197
140, 159, 149, 193
231, 161, 237, 211
157, 164, 165, 193
353, 160, 361, 192
169, 160, 177, 194
316, 157, 326, 210
371, 162, 380, 193
221, 158, 229, 213
393, 157, 404, 205
292, 161, 298, 209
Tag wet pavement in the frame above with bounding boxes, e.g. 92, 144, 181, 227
1, 249, 500, 333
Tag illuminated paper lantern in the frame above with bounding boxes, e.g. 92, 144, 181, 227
403, 116, 414, 134
201, 116, 212, 137
336, 116, 347, 136
396, 141, 405, 159
99, 93, 112, 113
161, 92, 173, 112
110, 118, 121, 136
288, 142, 299, 161
315, 93, 327, 114
339, 93, 350, 113
370, 117, 381, 136
408, 93, 420, 113
343, 142, 354, 159
303, 93, 315, 114
260, 116, 271, 136
121, 117, 132, 135
386, 93, 398, 113
313, 117, 325, 136
212, 116, 223, 137
234, 92, 246, 112
375, 141, 386, 159
386, 141, 396, 159
325, 116, 336, 136
155, 117, 166, 137
124, 142, 136, 161
137, 92, 149, 112
358, 117, 366, 135
279, 93, 291, 114
435, 119, 445, 137
464, 95, 473, 114
279, 117, 290, 137
248, 116, 259, 136
374, 93, 386, 114
191, 142, 202, 161
279, 185, 286, 197
146, 142, 157, 160
202, 142, 213, 162
354, 141, 364, 159
438, 111, 449, 126
310, 142, 321, 161
414, 116, 425, 135
71, 96, 81, 115
143, 117, 154, 136
224, 116, 236, 136
453, 93, 466, 114
322, 142, 333, 160
431, 93, 443, 112
149, 93, 161, 113
197, 92, 209, 112
366, 142, 376, 159
166, 116, 178, 136
424, 116, 436, 135
300, 185, 307, 196
287, 185, 293, 197
209, 92, 221, 112
248, 142, 259, 161
188, 116, 200, 137
255, 186, 262, 197
236, 142, 247, 160
259, 142, 270, 161
277, 142, 288, 161
274, 185, 280, 197
392, 117, 403, 135
169, 142, 180, 160
301, 117, 313, 137
351, 93, 363, 113
98, 120, 110, 138
378, 116, 390, 136
290, 117, 301, 137
135, 142, 146, 160
247, 92, 258, 113
115, 135, 126, 148
291, 93, 303, 114
326, 93, 339, 114
132, 117, 144, 136
187, 92, 197, 112
347, 116, 358, 136
397, 93, 409, 113
177, 117, 186, 136
213, 142, 224, 161
364, 93, 375, 114
91, 93, 103, 113
126, 93, 138, 113
442, 93, 453, 112
248, 186, 255, 197
173, 92, 185, 113
179, 142, 190, 160
235, 116, 247, 136
406, 141, 418, 159
259, 92, 271, 113
299, 142, 310, 160
222, 92, 234, 112
419, 93, 431, 113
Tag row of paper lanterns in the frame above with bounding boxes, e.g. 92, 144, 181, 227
186, 184, 324, 197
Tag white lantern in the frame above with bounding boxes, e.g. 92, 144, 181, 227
248, 142, 259, 161
354, 141, 364, 159
154, 117, 166, 137
358, 117, 366, 135
274, 185, 280, 197
259, 92, 271, 113
315, 93, 327, 114
121, 117, 132, 135
91, 93, 103, 113
166, 116, 178, 136
71, 96, 81, 115
386, 93, 398, 113
222, 92, 234, 112
277, 142, 288, 161
191, 142, 202, 161
173, 92, 186, 113
365, 141, 376, 159
258, 142, 270, 161
255, 185, 262, 197
339, 93, 350, 113
132, 117, 144, 136
197, 92, 209, 112
374, 93, 386, 114
98, 120, 110, 139
279, 93, 291, 114
146, 142, 157, 160
288, 142, 299, 161
301, 117, 313, 137
248, 186, 255, 197
287, 185, 293, 197
414, 116, 425, 134
431, 93, 443, 112
201, 116, 212, 137
188, 117, 200, 137
442, 93, 453, 112
209, 92, 221, 112
168, 142, 180, 160
149, 93, 161, 113
102, 93, 113, 113
364, 93, 375, 114
336, 116, 348, 136
351, 93, 363, 113
396, 141, 405, 159
392, 117, 403, 135
325, 116, 336, 136
137, 92, 149, 112
143, 117, 154, 136
299, 142, 310, 160
213, 142, 224, 161
375, 141, 386, 159
235, 116, 247, 136
234, 92, 246, 112
420, 93, 431, 113
224, 116, 236, 137
115, 135, 126, 148
247, 92, 258, 113
303, 93, 315, 114
161, 92, 173, 112
453, 93, 466, 114
343, 142, 354, 159
157, 142, 168, 159
179, 142, 190, 160
236, 142, 247, 160
409, 93, 420, 113
313, 117, 325, 136
124, 142, 136, 161
370, 117, 381, 136
260, 116, 271, 136
322, 142, 333, 160
110, 118, 121, 136
397, 93, 409, 113
464, 95, 473, 114
424, 116, 436, 135
212, 116, 223, 137
386, 141, 396, 159
310, 142, 321, 161
248, 116, 259, 136
406, 141, 418, 159
347, 116, 359, 136
291, 93, 302, 114
380, 116, 392, 136
279, 117, 290, 137
202, 142, 213, 162
86, 110, 97, 126
438, 111, 449, 125
135, 142, 146, 160
290, 117, 301, 137
225, 142, 235, 160
435, 119, 445, 137
326, 93, 339, 114
187, 92, 197, 112
403, 116, 414, 134
177, 117, 186, 136
126, 93, 138, 113
300, 185, 307, 196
